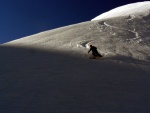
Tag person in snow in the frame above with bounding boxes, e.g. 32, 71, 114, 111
88, 45, 102, 57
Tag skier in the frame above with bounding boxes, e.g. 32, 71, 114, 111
88, 45, 102, 58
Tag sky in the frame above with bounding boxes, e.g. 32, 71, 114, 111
0, 0, 146, 44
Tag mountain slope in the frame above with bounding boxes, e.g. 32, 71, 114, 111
0, 2, 150, 113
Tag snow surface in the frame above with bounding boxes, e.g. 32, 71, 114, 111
92, 1, 150, 20
0, 2, 150, 113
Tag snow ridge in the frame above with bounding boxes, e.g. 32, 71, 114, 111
92, 1, 150, 20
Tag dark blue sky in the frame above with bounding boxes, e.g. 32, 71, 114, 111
0, 0, 145, 44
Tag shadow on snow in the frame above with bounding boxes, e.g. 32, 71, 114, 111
0, 45, 150, 113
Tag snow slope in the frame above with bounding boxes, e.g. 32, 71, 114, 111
0, 2, 150, 113
92, 1, 150, 20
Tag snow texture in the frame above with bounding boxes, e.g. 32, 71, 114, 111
92, 1, 150, 20
0, 2, 150, 113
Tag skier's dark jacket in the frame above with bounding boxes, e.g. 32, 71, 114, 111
88, 46, 98, 53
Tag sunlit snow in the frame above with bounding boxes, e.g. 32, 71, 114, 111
92, 1, 150, 20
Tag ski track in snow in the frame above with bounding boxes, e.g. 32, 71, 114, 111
104, 22, 140, 39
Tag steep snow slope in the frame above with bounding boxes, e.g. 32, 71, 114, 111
0, 3, 150, 113
92, 1, 150, 20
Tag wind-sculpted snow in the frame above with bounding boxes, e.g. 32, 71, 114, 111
0, 3, 150, 112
